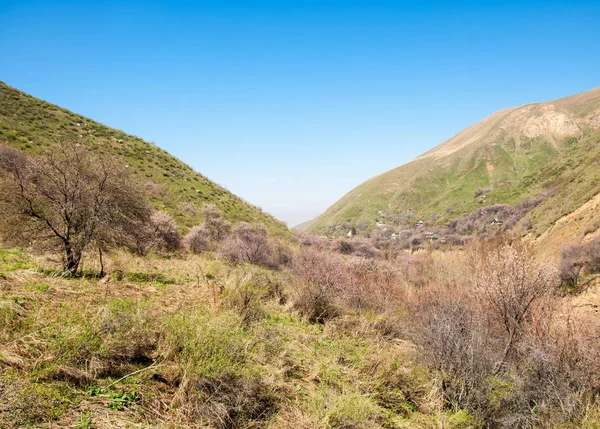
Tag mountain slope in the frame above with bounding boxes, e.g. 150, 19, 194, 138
308, 87, 600, 242
0, 81, 289, 237
292, 218, 316, 233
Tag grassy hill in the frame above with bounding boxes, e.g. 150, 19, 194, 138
0, 81, 289, 237
308, 87, 600, 243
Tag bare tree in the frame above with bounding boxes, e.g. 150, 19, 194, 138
0, 143, 152, 275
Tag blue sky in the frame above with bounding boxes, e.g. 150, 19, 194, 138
1, 1, 599, 226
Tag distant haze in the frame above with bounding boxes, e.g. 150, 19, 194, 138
1, 1, 599, 226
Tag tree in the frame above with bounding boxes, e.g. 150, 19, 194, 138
0, 143, 152, 275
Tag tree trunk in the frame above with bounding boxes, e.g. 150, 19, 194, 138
64, 243, 81, 276
99, 247, 105, 278
493, 327, 517, 376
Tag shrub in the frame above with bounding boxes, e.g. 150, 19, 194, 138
587, 240, 600, 274
136, 211, 182, 254
219, 222, 274, 267
271, 238, 293, 267
471, 239, 558, 374
352, 238, 379, 258
290, 248, 348, 322
413, 238, 591, 428
559, 242, 586, 287
334, 237, 379, 258
152, 211, 182, 252
418, 296, 495, 411
346, 257, 402, 310
334, 238, 354, 254
202, 203, 231, 242
184, 224, 212, 254
559, 239, 600, 287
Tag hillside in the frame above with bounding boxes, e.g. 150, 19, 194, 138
292, 218, 316, 233
308, 87, 600, 247
0, 81, 289, 237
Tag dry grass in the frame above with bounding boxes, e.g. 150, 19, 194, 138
2, 237, 600, 428
0, 248, 450, 428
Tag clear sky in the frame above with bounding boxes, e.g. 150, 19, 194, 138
1, 1, 599, 226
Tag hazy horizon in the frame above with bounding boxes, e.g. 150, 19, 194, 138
2, 0, 600, 226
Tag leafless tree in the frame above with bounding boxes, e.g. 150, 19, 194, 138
0, 143, 152, 275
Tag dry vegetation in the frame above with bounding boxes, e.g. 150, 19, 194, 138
2, 231, 600, 428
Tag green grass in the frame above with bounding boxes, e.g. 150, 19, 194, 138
0, 248, 31, 273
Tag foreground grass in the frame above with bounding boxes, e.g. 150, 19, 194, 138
0, 248, 474, 429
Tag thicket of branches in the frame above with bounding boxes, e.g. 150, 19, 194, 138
288, 235, 600, 427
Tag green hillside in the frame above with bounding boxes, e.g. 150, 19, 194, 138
0, 81, 289, 237
308, 87, 600, 236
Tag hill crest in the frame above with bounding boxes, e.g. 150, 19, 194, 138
0, 81, 290, 237
307, 86, 600, 249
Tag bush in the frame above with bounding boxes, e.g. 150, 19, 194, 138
412, 238, 595, 428
202, 203, 231, 242
291, 248, 348, 322
134, 211, 183, 254
271, 238, 293, 267
471, 239, 558, 373
417, 296, 495, 412
150, 211, 182, 252
334, 237, 379, 258
219, 222, 274, 268
334, 238, 354, 254
184, 224, 212, 254
559, 239, 600, 287
560, 242, 586, 287
352, 238, 380, 258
